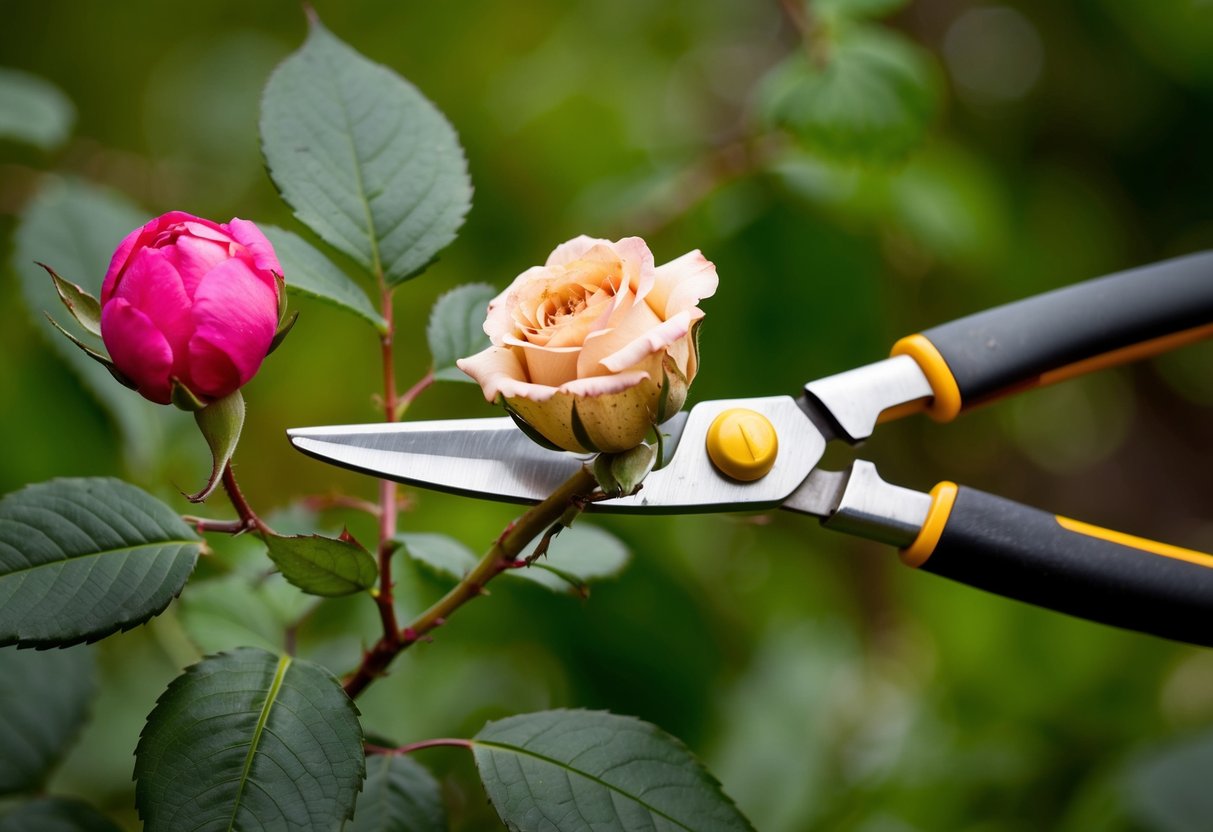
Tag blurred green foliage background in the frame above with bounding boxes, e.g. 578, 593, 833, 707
2, 1, 1213, 829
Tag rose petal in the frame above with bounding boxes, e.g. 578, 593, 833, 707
507, 370, 654, 454
601, 311, 693, 374
560, 369, 651, 398
457, 346, 559, 403
503, 336, 581, 387
160, 234, 231, 299
505, 393, 584, 453
186, 338, 242, 400
101, 218, 160, 303
646, 250, 719, 319
658, 308, 703, 387
544, 235, 610, 268
575, 300, 665, 378
177, 218, 230, 243
100, 298, 174, 404
187, 258, 278, 398
226, 217, 283, 281
565, 371, 661, 453
484, 266, 546, 345
610, 236, 657, 302
543, 294, 617, 348
109, 248, 194, 373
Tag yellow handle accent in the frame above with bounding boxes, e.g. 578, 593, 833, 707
1038, 322, 1213, 387
890, 334, 963, 422
706, 408, 779, 482
1056, 516, 1213, 569
900, 481, 958, 568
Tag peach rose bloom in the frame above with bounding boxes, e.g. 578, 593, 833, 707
457, 236, 718, 453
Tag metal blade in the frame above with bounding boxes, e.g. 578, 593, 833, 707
289, 417, 584, 505
288, 396, 827, 514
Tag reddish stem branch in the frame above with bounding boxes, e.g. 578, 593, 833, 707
220, 463, 271, 534
394, 369, 434, 421
182, 516, 249, 535
375, 283, 401, 646
343, 466, 598, 699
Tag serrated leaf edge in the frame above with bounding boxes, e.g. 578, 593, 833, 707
135, 648, 366, 828
473, 708, 756, 832
0, 477, 201, 649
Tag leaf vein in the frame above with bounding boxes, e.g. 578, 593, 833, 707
225, 654, 293, 831
477, 740, 699, 831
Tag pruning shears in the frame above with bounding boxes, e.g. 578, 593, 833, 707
290, 252, 1213, 647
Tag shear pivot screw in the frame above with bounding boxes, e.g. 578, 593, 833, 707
706, 408, 779, 482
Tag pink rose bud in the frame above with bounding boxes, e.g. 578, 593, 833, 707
99, 211, 283, 406
457, 236, 718, 453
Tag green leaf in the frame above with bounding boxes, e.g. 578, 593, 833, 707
13, 178, 175, 472
762, 25, 940, 164
811, 0, 907, 22
260, 16, 472, 286
396, 532, 478, 580
188, 389, 244, 502
135, 647, 364, 832
427, 283, 496, 381
473, 709, 754, 832
350, 754, 447, 832
263, 531, 378, 596
511, 523, 630, 593
0, 478, 200, 648
0, 646, 95, 795
0, 68, 75, 151
261, 224, 386, 331
0, 797, 122, 832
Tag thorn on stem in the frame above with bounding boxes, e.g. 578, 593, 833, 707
496, 519, 517, 544
523, 521, 564, 567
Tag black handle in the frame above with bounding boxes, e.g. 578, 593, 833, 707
893, 251, 1213, 419
902, 484, 1213, 647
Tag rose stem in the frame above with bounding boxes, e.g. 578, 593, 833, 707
220, 462, 271, 534
394, 368, 434, 421
375, 280, 402, 646
181, 516, 248, 535
343, 465, 599, 699
365, 738, 474, 756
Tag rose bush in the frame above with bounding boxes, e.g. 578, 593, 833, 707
458, 235, 718, 452
100, 211, 283, 405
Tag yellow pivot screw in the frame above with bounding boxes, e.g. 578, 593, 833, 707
706, 408, 779, 482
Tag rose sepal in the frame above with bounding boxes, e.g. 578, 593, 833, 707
42, 312, 138, 391
266, 272, 298, 356
268, 310, 299, 356
569, 402, 604, 454
188, 390, 245, 503
591, 442, 657, 498
41, 263, 102, 337
501, 397, 566, 453
170, 378, 208, 412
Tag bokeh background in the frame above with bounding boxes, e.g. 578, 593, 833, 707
3, 1, 1213, 829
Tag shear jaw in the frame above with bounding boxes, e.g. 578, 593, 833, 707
784, 462, 931, 548
784, 355, 938, 546
803, 354, 934, 442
